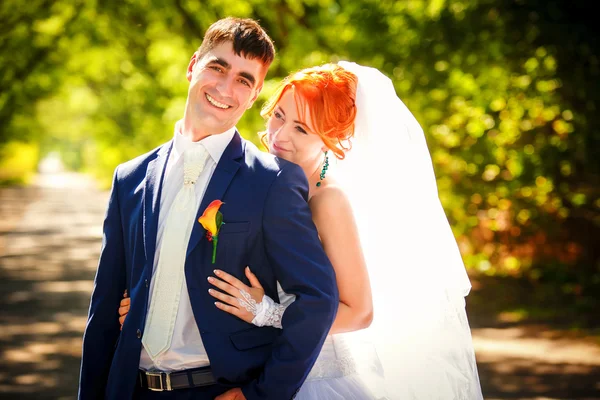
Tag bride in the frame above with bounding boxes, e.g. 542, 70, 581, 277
119, 62, 483, 399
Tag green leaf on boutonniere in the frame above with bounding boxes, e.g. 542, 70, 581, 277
216, 210, 224, 235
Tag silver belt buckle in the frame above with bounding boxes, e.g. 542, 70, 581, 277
145, 371, 172, 391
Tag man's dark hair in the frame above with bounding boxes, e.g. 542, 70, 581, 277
197, 17, 275, 67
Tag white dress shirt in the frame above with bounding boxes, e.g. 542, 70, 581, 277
139, 122, 236, 371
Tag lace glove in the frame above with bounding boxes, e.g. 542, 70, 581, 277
238, 289, 287, 329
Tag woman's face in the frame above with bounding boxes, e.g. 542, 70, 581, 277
266, 88, 326, 166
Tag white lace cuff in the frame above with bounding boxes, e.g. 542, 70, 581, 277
238, 290, 287, 329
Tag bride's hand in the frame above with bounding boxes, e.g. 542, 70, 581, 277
208, 267, 265, 324
118, 290, 130, 330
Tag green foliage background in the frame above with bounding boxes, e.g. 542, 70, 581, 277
1, 0, 599, 307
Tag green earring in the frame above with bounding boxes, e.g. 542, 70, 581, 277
316, 151, 329, 187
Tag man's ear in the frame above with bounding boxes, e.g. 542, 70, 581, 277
247, 84, 263, 109
186, 53, 199, 82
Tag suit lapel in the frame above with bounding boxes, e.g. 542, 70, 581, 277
143, 141, 172, 264
186, 132, 244, 257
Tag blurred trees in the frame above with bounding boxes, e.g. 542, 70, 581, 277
1, 0, 598, 303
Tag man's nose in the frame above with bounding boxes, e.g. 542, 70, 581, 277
216, 76, 235, 98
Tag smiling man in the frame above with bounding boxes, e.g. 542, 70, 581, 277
78, 17, 338, 400
183, 29, 267, 140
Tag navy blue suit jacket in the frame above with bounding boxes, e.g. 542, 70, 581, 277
79, 132, 338, 399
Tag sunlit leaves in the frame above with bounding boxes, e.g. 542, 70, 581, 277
0, 141, 39, 184
0, 0, 598, 293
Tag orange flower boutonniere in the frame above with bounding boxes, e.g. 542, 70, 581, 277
198, 200, 225, 264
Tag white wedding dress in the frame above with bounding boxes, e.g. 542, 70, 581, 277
277, 282, 481, 400
277, 284, 384, 400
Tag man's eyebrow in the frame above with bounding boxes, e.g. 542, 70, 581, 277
206, 56, 256, 87
239, 72, 256, 86
207, 57, 230, 69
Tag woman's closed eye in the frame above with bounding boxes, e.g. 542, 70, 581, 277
295, 125, 308, 135
274, 111, 284, 120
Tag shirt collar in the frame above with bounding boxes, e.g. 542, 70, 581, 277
172, 121, 236, 164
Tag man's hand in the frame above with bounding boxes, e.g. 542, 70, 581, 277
215, 387, 246, 400
118, 290, 130, 330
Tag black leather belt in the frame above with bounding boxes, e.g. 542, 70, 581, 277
138, 366, 216, 391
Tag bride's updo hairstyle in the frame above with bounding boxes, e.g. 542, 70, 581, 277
261, 63, 358, 159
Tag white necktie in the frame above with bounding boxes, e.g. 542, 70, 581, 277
142, 145, 209, 361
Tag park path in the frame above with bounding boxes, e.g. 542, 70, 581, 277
0, 170, 598, 399
0, 171, 107, 399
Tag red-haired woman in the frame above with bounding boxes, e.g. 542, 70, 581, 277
119, 63, 483, 399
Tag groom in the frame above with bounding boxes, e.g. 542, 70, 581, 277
79, 17, 338, 400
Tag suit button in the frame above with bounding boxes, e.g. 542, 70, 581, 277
137, 329, 142, 339
145, 279, 149, 288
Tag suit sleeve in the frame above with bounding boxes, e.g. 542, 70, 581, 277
78, 167, 127, 400
241, 163, 339, 400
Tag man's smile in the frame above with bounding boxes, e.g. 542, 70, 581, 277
205, 93, 232, 110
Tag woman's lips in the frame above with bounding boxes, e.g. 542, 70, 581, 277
272, 143, 290, 152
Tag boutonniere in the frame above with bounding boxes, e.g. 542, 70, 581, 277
198, 200, 225, 264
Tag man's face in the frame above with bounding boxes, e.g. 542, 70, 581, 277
185, 41, 267, 136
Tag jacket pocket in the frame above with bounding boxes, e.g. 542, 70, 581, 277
219, 221, 250, 234
229, 327, 279, 351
